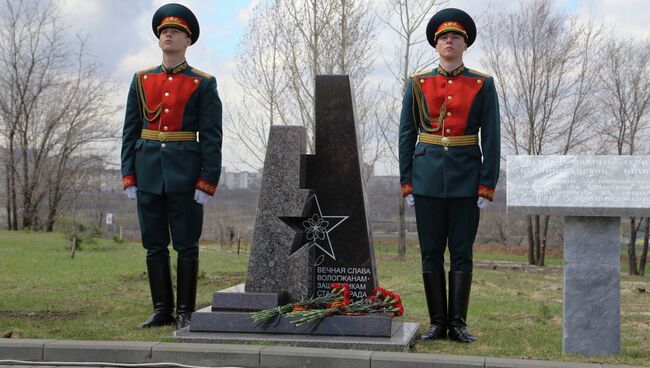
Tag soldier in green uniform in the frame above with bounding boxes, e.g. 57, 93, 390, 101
121, 3, 222, 330
399, 8, 500, 343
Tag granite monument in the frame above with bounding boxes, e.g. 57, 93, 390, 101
507, 155, 650, 356
175, 75, 418, 350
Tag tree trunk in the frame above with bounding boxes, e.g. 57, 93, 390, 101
539, 215, 550, 267
397, 189, 406, 261
5, 163, 11, 230
534, 215, 541, 265
97, 212, 104, 231
628, 217, 639, 275
526, 215, 535, 265
70, 193, 78, 259
9, 135, 18, 230
46, 200, 58, 232
640, 217, 649, 276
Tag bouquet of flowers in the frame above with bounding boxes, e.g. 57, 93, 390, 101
250, 283, 404, 327
249, 284, 347, 324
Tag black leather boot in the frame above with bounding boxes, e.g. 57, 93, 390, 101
420, 270, 447, 340
448, 271, 476, 343
138, 255, 175, 328
175, 258, 199, 330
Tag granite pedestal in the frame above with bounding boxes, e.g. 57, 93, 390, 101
563, 216, 621, 355
507, 155, 650, 356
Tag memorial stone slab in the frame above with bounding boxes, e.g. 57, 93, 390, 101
181, 76, 413, 348
191, 307, 393, 337
507, 155, 650, 356
244, 126, 314, 301
507, 155, 650, 216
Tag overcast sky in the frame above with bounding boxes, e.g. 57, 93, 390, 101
57, 0, 650, 173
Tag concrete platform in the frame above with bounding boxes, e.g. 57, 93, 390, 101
174, 321, 419, 352
0, 339, 647, 368
190, 306, 395, 337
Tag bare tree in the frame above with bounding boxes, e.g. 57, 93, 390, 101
0, 0, 118, 231
481, 0, 603, 266
376, 0, 446, 260
226, 0, 290, 170
280, 0, 338, 139
227, 0, 383, 179
598, 37, 650, 275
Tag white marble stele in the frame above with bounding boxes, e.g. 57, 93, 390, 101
507, 155, 650, 356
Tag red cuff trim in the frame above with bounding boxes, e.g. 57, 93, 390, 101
123, 175, 136, 189
196, 178, 217, 196
478, 185, 495, 201
401, 183, 413, 197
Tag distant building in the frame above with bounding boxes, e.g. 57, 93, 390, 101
246, 171, 263, 190
224, 171, 249, 189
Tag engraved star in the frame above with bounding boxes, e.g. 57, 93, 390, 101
279, 194, 348, 260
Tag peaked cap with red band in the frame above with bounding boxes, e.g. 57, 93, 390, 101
426, 8, 476, 47
152, 3, 200, 45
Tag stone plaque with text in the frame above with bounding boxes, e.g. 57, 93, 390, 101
507, 155, 650, 217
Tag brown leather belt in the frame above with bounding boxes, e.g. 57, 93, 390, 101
141, 128, 197, 142
419, 133, 478, 147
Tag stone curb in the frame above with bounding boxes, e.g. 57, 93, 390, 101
0, 339, 647, 368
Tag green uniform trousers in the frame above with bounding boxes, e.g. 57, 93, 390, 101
414, 195, 479, 273
137, 190, 203, 260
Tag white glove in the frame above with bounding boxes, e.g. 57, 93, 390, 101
124, 186, 137, 200
194, 189, 211, 205
405, 194, 415, 208
477, 197, 489, 209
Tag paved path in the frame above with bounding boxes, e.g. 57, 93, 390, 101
0, 338, 647, 368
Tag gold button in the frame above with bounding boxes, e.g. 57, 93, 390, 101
168, 76, 173, 81
446, 129, 451, 133
419, 79, 425, 84
447, 112, 452, 117
164, 92, 169, 97
163, 126, 168, 131
164, 108, 170, 113
441, 136, 450, 146
477, 79, 482, 84
158, 132, 167, 141
448, 95, 452, 100
194, 79, 199, 84
448, 80, 453, 84
161, 143, 166, 148
143, 75, 148, 80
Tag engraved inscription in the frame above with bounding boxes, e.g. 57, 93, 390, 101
507, 156, 650, 212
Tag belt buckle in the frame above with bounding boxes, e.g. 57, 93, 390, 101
158, 132, 168, 142
441, 136, 450, 147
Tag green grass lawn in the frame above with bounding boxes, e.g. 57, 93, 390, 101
1, 230, 649, 366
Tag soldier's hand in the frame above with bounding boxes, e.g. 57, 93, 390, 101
124, 186, 137, 200
477, 197, 489, 209
194, 189, 211, 206
405, 194, 415, 208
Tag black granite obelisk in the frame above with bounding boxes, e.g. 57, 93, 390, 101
284, 75, 378, 301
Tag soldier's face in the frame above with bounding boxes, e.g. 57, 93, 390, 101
158, 27, 191, 54
435, 32, 467, 61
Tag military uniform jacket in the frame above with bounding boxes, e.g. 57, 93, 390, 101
121, 61, 222, 196
399, 65, 500, 200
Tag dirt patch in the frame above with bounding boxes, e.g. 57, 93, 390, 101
203, 271, 246, 287
475, 244, 564, 258
119, 272, 148, 282
0, 310, 82, 320
474, 260, 562, 273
